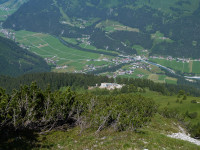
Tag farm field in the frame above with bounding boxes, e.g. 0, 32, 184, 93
96, 20, 139, 33
119, 69, 176, 84
78, 43, 118, 55
192, 61, 200, 74
14, 30, 113, 72
119, 63, 177, 84
148, 74, 177, 84
149, 58, 191, 73
62, 36, 119, 55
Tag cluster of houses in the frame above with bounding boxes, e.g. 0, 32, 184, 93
110, 61, 152, 78
68, 55, 151, 78
44, 57, 57, 65
0, 28, 15, 41
111, 57, 135, 65
77, 35, 91, 46
45, 57, 68, 70
55, 65, 68, 69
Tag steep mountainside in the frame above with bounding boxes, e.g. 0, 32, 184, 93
3, 0, 200, 58
0, 36, 50, 76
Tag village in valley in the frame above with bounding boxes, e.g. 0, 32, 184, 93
0, 20, 200, 83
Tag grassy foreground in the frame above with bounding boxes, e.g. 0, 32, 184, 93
33, 114, 199, 150
31, 90, 200, 150
1, 88, 200, 150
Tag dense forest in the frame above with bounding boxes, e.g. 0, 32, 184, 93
3, 0, 200, 58
0, 72, 200, 97
0, 36, 50, 76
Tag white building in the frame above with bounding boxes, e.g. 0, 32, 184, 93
100, 83, 123, 90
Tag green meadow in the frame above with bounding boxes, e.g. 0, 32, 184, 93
149, 58, 191, 73
143, 90, 200, 124
192, 61, 200, 74
149, 58, 200, 75
14, 30, 106, 72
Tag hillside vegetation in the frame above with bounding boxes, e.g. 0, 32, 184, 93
0, 36, 50, 76
0, 74, 200, 149
0, 0, 28, 9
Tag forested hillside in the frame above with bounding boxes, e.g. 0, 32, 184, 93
0, 36, 50, 76
3, 0, 200, 58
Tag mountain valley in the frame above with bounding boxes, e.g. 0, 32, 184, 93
0, 1, 200, 149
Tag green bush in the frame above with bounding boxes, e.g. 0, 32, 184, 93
0, 82, 76, 131
159, 107, 184, 121
182, 95, 187, 100
75, 94, 157, 132
176, 99, 179, 103
190, 122, 200, 138
191, 100, 197, 103
0, 83, 157, 134
187, 112, 198, 119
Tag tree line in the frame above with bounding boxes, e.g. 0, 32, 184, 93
0, 72, 200, 96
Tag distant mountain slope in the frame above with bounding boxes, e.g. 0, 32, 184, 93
3, 0, 200, 58
0, 0, 28, 9
0, 36, 50, 76
0, 0, 8, 5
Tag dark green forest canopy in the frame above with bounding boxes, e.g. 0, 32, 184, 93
0, 72, 200, 96
0, 36, 50, 76
3, 0, 200, 58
